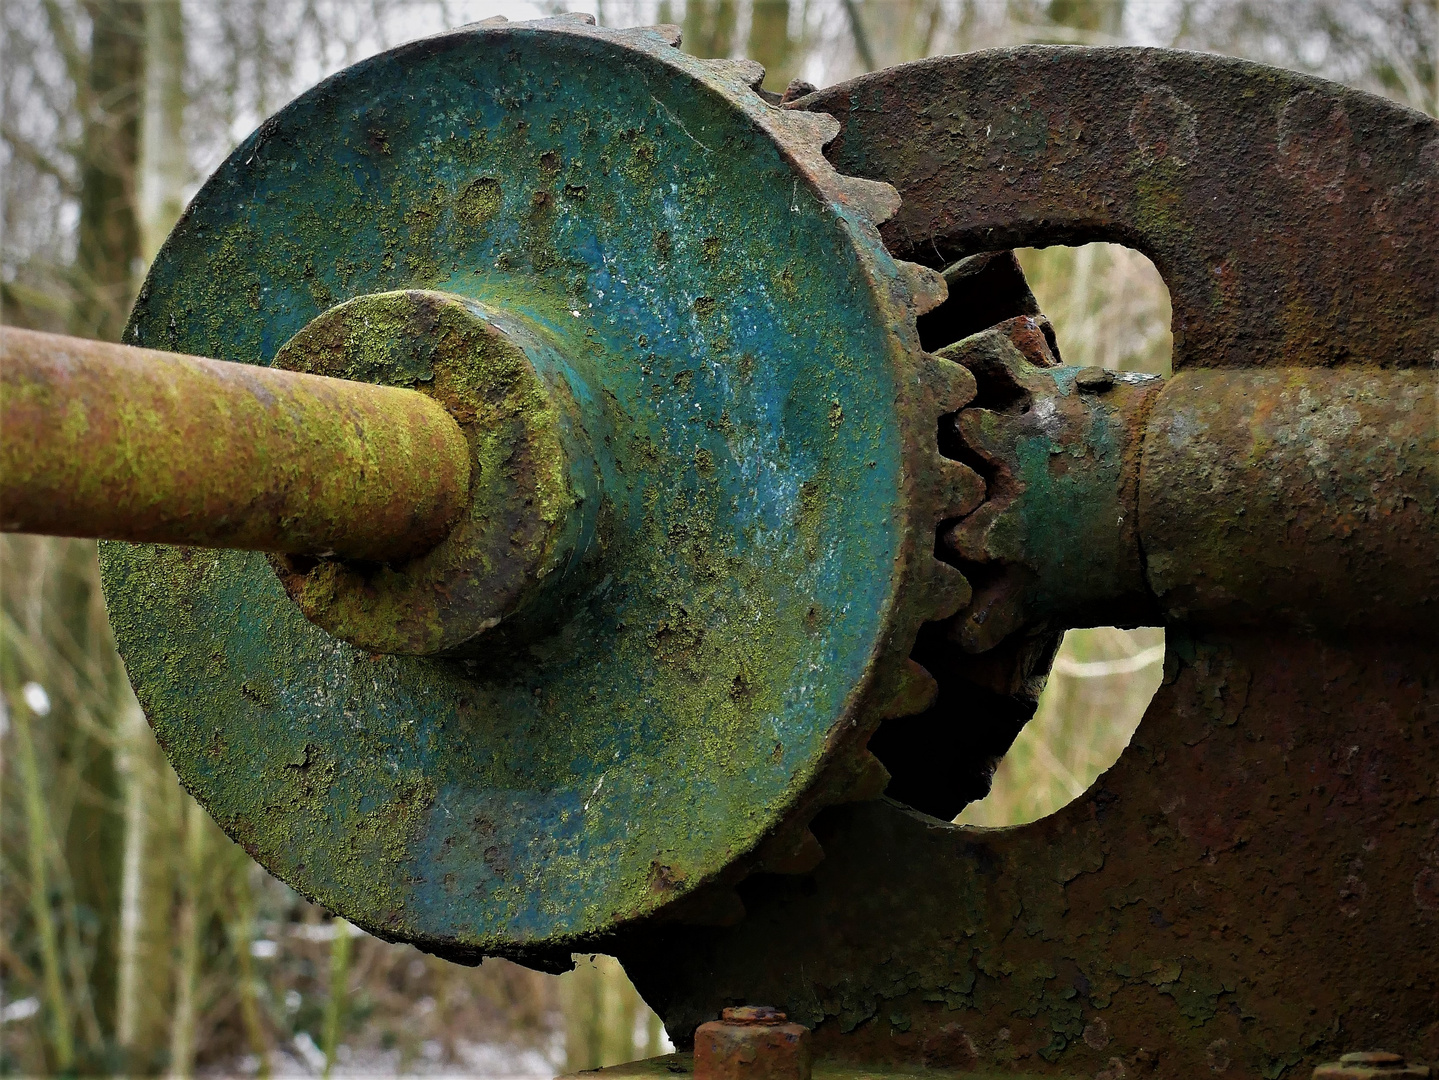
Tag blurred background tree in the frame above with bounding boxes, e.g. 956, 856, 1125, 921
1, 0, 1434, 1075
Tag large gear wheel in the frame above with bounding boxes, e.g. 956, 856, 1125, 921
102, 16, 982, 967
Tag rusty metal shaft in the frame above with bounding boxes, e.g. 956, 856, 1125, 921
0, 327, 471, 563
944, 327, 1439, 642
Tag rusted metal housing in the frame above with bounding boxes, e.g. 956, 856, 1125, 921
803, 46, 1438, 372
607, 45, 1439, 1078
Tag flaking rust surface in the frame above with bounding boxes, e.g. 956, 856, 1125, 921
1140, 367, 1439, 636
801, 46, 1438, 371
618, 632, 1439, 1076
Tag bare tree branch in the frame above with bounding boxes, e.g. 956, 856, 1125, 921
0, 125, 81, 195
41, 0, 92, 118
842, 0, 876, 71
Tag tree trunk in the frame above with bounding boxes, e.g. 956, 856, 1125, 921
113, 697, 149, 1059
73, 0, 144, 341
139, 0, 186, 263
56, 4, 145, 1058
167, 796, 208, 1079
113, 3, 188, 1066
682, 0, 737, 58
747, 0, 795, 91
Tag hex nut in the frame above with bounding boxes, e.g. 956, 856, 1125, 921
1313, 1050, 1430, 1078
694, 1007, 812, 1080
1074, 366, 1116, 392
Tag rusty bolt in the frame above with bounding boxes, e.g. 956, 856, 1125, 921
1313, 1051, 1431, 1078
694, 1007, 812, 1080
1073, 366, 1116, 392
779, 79, 817, 103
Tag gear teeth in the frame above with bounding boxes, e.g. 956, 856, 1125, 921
832, 176, 902, 227
546, 10, 597, 24
472, 14, 508, 25
950, 576, 1027, 654
897, 261, 948, 316
774, 109, 841, 150
707, 57, 767, 91
916, 556, 973, 623
753, 824, 825, 875
938, 457, 986, 519
877, 657, 939, 719
944, 501, 1000, 565
956, 408, 1022, 469
641, 23, 683, 46
838, 749, 890, 803
919, 351, 978, 412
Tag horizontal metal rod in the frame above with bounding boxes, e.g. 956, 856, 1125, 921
1141, 366, 1439, 635
1, 327, 471, 563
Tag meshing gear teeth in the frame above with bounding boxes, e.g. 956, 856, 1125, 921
643, 49, 985, 915
528, 21, 981, 911
110, 14, 979, 955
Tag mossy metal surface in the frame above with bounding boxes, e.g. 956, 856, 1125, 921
0, 326, 469, 562
270, 289, 598, 655
618, 634, 1439, 1076
101, 19, 953, 960
940, 319, 1163, 654
607, 46, 1438, 1077
566, 1058, 1064, 1080
568, 1052, 1064, 1080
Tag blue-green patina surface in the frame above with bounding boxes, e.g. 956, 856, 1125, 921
102, 21, 919, 959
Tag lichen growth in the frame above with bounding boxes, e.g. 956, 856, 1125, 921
109, 21, 925, 959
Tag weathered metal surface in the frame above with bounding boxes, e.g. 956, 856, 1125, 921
618, 631, 1439, 1076
17, 28, 1429, 1074
99, 17, 974, 963
1141, 367, 1439, 636
940, 319, 1163, 652
916, 251, 1045, 354
562, 1053, 1059, 1080
933, 338, 1438, 647
694, 1007, 813, 1080
867, 256, 1063, 823
0, 325, 469, 563
1313, 1052, 1432, 1079
270, 289, 597, 655
601, 46, 1439, 1080
800, 46, 1439, 371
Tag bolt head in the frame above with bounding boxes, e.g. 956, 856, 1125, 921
1313, 1049, 1431, 1079
722, 1006, 787, 1024
695, 1009, 811, 1080
1075, 366, 1116, 392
